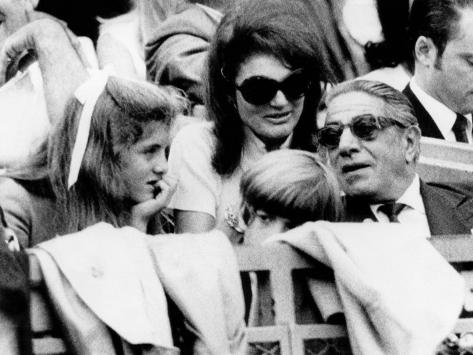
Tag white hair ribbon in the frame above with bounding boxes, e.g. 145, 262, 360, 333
67, 69, 111, 189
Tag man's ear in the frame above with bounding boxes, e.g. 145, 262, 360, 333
404, 125, 421, 164
414, 36, 438, 68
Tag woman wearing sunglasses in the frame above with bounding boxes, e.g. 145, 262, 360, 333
167, 0, 336, 241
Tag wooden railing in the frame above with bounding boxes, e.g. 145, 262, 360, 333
420, 137, 473, 164
418, 137, 473, 186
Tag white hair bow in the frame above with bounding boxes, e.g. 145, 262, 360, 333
67, 67, 113, 189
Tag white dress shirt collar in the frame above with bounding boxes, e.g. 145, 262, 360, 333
370, 174, 431, 238
396, 174, 425, 214
370, 174, 425, 216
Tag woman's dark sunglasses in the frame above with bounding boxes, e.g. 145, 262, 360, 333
318, 114, 408, 149
235, 69, 310, 106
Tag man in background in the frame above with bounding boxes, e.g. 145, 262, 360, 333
403, 0, 473, 143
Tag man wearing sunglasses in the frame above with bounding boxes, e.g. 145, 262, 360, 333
402, 0, 473, 143
319, 79, 473, 236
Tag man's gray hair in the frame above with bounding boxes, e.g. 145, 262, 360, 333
324, 79, 419, 128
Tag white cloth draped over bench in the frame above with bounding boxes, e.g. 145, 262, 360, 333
30, 223, 247, 355
266, 221, 465, 355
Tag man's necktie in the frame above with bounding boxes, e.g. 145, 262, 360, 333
453, 114, 468, 143
377, 203, 406, 223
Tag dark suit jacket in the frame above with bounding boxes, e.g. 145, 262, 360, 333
402, 84, 444, 139
344, 180, 473, 235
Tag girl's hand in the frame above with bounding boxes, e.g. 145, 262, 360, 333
130, 175, 178, 232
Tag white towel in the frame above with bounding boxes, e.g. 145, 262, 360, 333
266, 221, 465, 355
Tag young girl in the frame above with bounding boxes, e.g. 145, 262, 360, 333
0, 19, 185, 247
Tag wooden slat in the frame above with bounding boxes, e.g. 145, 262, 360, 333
246, 325, 290, 342
420, 137, 473, 164
236, 234, 473, 268
430, 234, 473, 262
29, 253, 43, 286
30, 291, 55, 333
236, 244, 314, 271
292, 324, 347, 338
418, 157, 473, 185
32, 337, 66, 355
418, 137, 473, 185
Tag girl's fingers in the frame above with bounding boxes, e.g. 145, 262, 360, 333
154, 178, 177, 208
130, 176, 178, 231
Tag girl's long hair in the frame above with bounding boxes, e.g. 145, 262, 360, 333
6, 76, 185, 234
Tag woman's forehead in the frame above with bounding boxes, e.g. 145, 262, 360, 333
236, 54, 293, 82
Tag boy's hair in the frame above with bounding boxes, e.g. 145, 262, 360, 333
240, 149, 343, 228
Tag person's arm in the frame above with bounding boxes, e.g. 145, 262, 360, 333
174, 210, 215, 233
96, 32, 139, 80
0, 18, 89, 126
166, 124, 219, 233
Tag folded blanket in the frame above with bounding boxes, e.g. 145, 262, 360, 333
266, 221, 464, 355
147, 231, 247, 355
32, 222, 246, 355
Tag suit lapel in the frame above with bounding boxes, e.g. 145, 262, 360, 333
344, 182, 473, 235
403, 84, 445, 139
421, 181, 473, 235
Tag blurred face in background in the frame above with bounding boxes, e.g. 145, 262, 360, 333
421, 7, 473, 114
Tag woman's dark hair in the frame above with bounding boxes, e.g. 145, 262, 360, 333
364, 0, 412, 71
205, 0, 336, 176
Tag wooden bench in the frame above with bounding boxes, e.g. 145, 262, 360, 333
29, 234, 473, 355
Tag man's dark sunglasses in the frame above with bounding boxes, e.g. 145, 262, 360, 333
235, 69, 310, 106
318, 114, 408, 149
